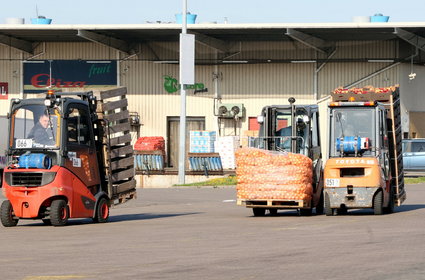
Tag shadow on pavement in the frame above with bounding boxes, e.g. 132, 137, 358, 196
249, 210, 311, 217
396, 204, 425, 212
16, 212, 202, 227
333, 204, 425, 216
258, 204, 425, 217
109, 212, 202, 223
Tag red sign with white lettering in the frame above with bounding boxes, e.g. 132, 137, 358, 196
0, 82, 8, 99
23, 60, 117, 93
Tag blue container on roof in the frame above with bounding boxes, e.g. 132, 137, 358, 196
175, 13, 197, 24
371, 14, 389, 22
31, 18, 52, 24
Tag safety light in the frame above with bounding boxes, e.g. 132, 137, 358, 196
364, 101, 375, 106
257, 115, 264, 124
45, 90, 55, 107
329, 101, 377, 107
348, 97, 355, 102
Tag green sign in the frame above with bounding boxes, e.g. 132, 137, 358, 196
163, 75, 206, 93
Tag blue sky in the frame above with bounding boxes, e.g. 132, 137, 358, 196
2, 0, 425, 24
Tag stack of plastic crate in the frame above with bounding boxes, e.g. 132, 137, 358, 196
215, 136, 240, 169
133, 137, 165, 172
189, 131, 216, 153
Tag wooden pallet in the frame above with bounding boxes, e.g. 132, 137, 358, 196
237, 198, 311, 209
387, 88, 406, 205
97, 87, 137, 203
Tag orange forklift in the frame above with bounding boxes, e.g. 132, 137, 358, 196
1, 88, 136, 226
323, 86, 406, 215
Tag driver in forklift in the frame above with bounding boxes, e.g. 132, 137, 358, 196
276, 118, 307, 152
276, 125, 292, 150
27, 114, 55, 146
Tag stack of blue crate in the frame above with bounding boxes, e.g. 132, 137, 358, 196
188, 155, 223, 172
189, 130, 216, 153
188, 130, 223, 173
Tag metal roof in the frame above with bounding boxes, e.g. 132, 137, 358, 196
1, 22, 425, 42
2, 22, 425, 63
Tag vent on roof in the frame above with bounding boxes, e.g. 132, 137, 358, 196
4, 18, 25, 24
352, 16, 370, 23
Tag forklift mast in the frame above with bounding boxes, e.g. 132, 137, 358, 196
259, 102, 320, 160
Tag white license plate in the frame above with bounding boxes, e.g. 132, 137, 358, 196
15, 139, 33, 149
325, 178, 340, 187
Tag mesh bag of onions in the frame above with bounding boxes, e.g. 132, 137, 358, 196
235, 147, 313, 201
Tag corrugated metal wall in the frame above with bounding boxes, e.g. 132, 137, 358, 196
333, 40, 397, 59
220, 63, 313, 98
318, 62, 399, 98
0, 39, 405, 139
120, 59, 317, 137
31, 42, 115, 60
222, 41, 317, 60
146, 40, 318, 61
0, 45, 22, 115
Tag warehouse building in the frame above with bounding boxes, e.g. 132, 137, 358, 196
1, 21, 425, 170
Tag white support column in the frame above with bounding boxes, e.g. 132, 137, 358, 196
178, 0, 188, 184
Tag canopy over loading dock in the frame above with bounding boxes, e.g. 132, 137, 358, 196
1, 23, 425, 65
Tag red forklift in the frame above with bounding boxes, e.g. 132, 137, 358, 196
1, 88, 136, 226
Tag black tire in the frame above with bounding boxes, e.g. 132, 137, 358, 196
42, 219, 52, 226
336, 207, 348, 215
384, 187, 395, 214
299, 208, 313, 216
268, 209, 278, 216
324, 193, 333, 216
50, 199, 69, 226
373, 190, 384, 215
93, 197, 110, 223
315, 193, 324, 215
252, 208, 266, 217
0, 200, 18, 227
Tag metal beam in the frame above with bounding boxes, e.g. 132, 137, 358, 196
286, 28, 334, 55
0, 34, 33, 54
192, 32, 231, 53
394, 28, 425, 52
143, 42, 160, 60
77, 29, 134, 54
344, 62, 401, 88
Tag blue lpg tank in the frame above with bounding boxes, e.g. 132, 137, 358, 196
19, 153, 52, 169
336, 136, 361, 154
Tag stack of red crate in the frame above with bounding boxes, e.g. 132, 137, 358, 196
134, 137, 165, 151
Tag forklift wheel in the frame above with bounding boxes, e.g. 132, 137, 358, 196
315, 193, 324, 215
252, 208, 266, 217
373, 190, 384, 215
42, 219, 52, 226
50, 199, 69, 227
93, 197, 110, 223
324, 194, 334, 216
0, 200, 18, 227
299, 208, 313, 216
269, 209, 278, 216
336, 207, 348, 215
384, 187, 395, 214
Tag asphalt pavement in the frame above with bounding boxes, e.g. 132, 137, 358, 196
1, 184, 425, 280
